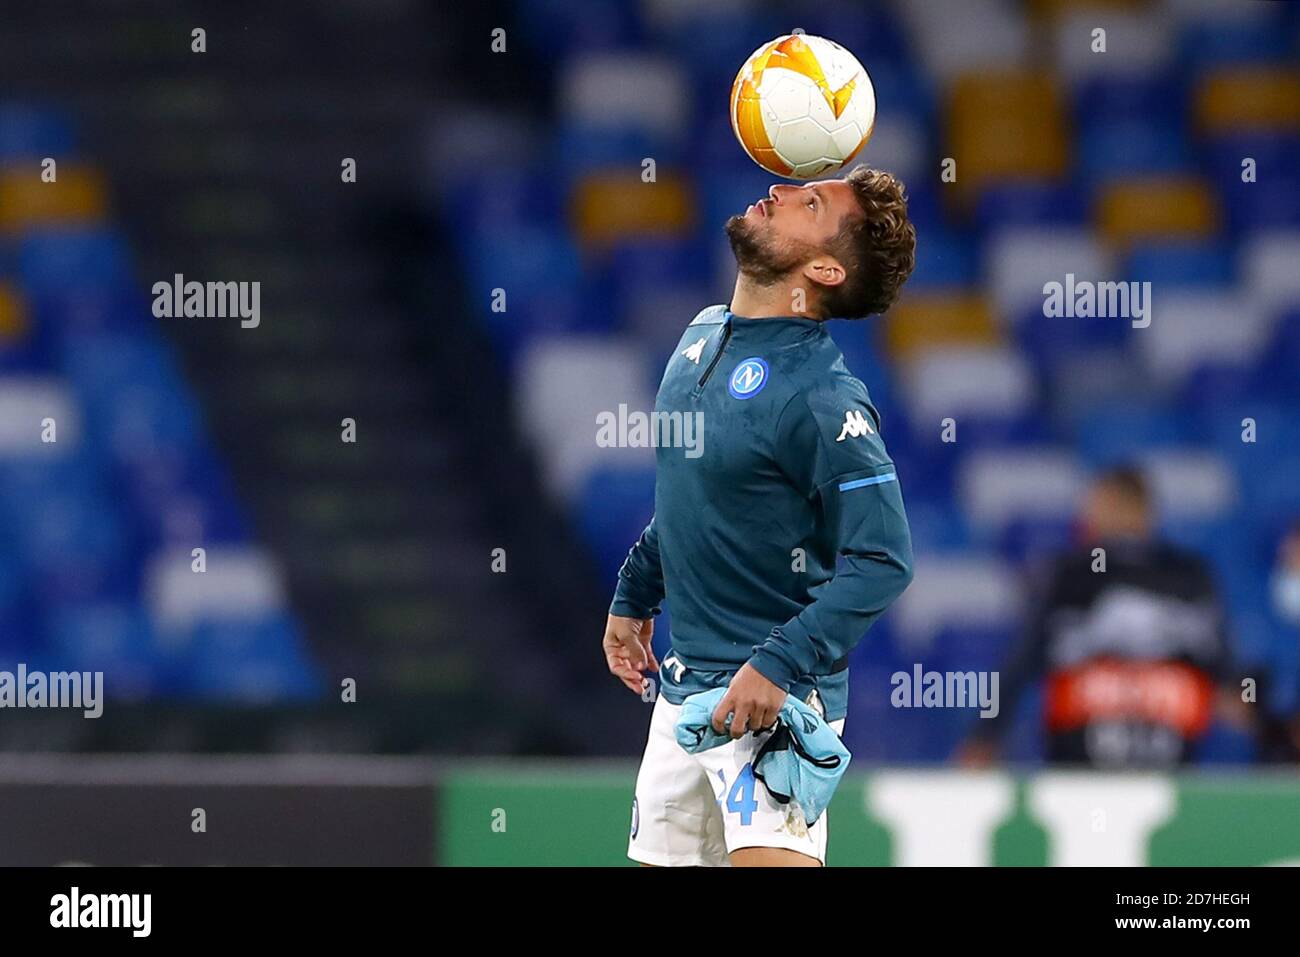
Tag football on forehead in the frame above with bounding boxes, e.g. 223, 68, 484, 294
730, 33, 876, 180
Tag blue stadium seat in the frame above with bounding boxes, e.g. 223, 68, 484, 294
516, 0, 644, 57
32, 287, 157, 342
1011, 301, 1131, 364
43, 601, 169, 697
931, 623, 1016, 678
826, 319, 898, 415
906, 228, 977, 288
0, 323, 56, 374
18, 227, 130, 293
574, 465, 655, 582
0, 543, 33, 659
1125, 240, 1234, 287
996, 515, 1074, 564
1071, 400, 1192, 465
1179, 15, 1295, 70
1179, 361, 1270, 410
121, 449, 250, 549
973, 181, 1086, 233
466, 236, 594, 369
644, 7, 788, 91
551, 124, 678, 180
602, 237, 711, 315
1205, 398, 1300, 473
1073, 73, 1189, 130
452, 164, 565, 240
7, 483, 138, 604
896, 179, 944, 231
0, 104, 75, 160
1205, 135, 1300, 233
861, 59, 938, 126
183, 615, 324, 702
896, 492, 971, 552
698, 166, 780, 237
1246, 309, 1300, 401
60, 332, 205, 467
1079, 120, 1193, 185
1241, 451, 1300, 530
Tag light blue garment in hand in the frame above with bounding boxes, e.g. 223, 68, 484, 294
674, 687, 851, 825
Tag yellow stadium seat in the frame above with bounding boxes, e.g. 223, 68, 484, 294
1025, 0, 1145, 17
945, 71, 1070, 208
1095, 176, 1219, 248
0, 166, 108, 233
883, 291, 1001, 361
1196, 67, 1300, 135
571, 172, 694, 246
0, 283, 30, 345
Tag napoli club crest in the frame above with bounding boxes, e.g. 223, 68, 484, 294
728, 357, 769, 399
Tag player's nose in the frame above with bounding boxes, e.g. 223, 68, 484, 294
768, 184, 789, 204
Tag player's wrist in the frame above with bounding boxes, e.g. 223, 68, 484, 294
747, 646, 797, 691
610, 595, 658, 620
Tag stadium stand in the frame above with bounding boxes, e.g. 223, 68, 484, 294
435, 0, 1300, 762
0, 105, 322, 704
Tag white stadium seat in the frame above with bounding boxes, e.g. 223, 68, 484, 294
0, 376, 81, 457
1052, 9, 1175, 87
958, 446, 1087, 532
514, 335, 656, 499
892, 553, 1024, 651
1137, 292, 1272, 386
144, 546, 289, 634
558, 53, 688, 138
895, 0, 1030, 83
1139, 448, 1237, 521
900, 346, 1036, 432
985, 227, 1114, 323
1240, 231, 1300, 316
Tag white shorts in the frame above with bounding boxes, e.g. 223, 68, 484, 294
627, 693, 846, 867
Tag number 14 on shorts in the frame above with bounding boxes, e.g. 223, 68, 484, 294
717, 764, 758, 826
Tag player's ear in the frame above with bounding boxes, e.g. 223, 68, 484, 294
802, 256, 846, 289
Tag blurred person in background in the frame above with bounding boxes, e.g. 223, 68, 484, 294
961, 465, 1245, 769
1270, 520, 1300, 761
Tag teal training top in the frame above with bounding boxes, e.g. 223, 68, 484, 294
609, 305, 914, 722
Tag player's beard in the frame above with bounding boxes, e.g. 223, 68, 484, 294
725, 214, 813, 286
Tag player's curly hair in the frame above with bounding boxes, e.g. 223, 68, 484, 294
822, 167, 917, 320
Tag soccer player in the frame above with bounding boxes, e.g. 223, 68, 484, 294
603, 167, 917, 867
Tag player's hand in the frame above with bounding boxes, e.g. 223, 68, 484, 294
712, 662, 787, 739
603, 614, 658, 694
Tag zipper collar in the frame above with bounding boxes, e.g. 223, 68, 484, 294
723, 309, 826, 345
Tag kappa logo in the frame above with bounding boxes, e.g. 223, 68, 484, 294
681, 336, 707, 364
835, 409, 875, 441
728, 357, 769, 399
